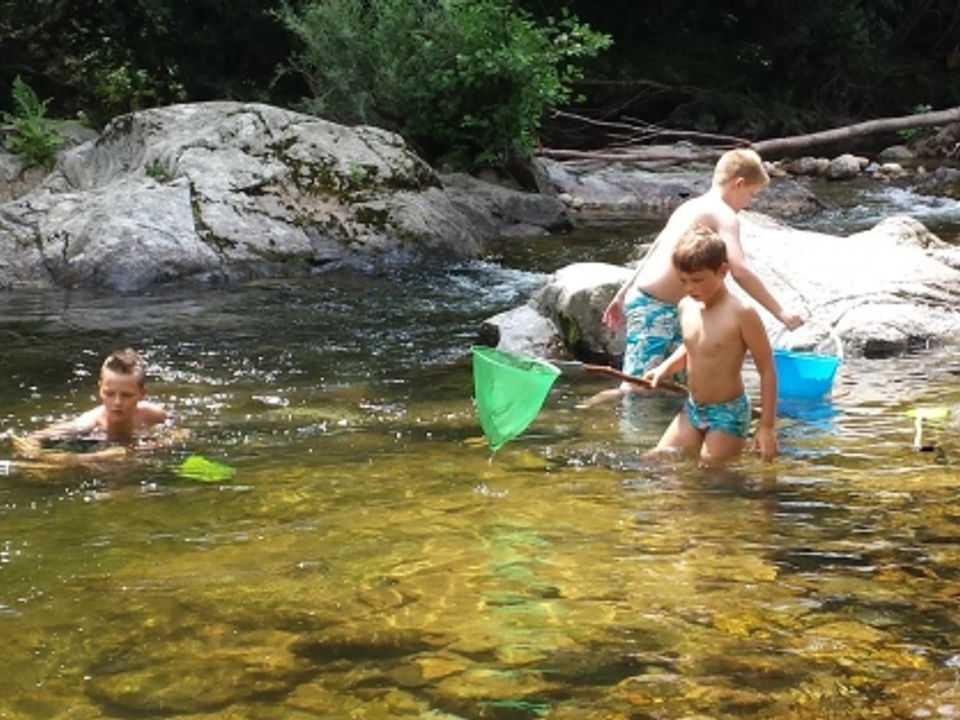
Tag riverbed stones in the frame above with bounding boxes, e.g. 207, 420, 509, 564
84, 626, 308, 714
877, 144, 915, 162
826, 153, 865, 179
532, 262, 632, 359
478, 303, 567, 355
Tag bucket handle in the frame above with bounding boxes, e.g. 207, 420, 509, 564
774, 324, 844, 363
828, 328, 844, 363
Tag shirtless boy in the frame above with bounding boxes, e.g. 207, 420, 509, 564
28, 347, 169, 446
644, 224, 778, 466
596, 148, 802, 404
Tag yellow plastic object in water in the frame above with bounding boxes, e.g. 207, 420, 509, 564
471, 346, 561, 451
177, 454, 236, 483
905, 406, 950, 451
905, 406, 950, 421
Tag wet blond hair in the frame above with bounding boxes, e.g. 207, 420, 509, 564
101, 348, 148, 388
712, 148, 769, 188
672, 224, 728, 273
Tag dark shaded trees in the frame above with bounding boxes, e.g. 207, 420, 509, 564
516, 0, 960, 141
0, 0, 301, 123
2, 0, 959, 147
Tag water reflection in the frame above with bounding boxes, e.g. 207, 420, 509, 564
0, 214, 959, 717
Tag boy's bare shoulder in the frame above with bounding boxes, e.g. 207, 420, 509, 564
72, 406, 106, 431
136, 401, 169, 425
734, 296, 765, 326
712, 290, 751, 322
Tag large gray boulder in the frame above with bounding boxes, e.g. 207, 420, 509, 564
0, 102, 569, 291
539, 157, 825, 220
483, 213, 960, 359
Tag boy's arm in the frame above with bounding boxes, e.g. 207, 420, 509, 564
644, 344, 688, 387
740, 306, 778, 462
30, 408, 99, 441
720, 219, 804, 330
137, 401, 169, 426
603, 260, 647, 330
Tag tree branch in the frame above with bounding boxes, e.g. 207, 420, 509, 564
538, 106, 960, 162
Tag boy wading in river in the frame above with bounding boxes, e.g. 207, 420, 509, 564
590, 148, 803, 406
644, 224, 778, 466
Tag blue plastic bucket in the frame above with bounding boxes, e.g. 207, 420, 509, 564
774, 348, 840, 399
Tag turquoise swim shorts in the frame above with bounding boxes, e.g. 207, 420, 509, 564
622, 291, 682, 377
683, 393, 752, 438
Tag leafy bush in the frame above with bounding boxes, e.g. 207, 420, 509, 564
1, 76, 63, 170
277, 0, 611, 167
897, 103, 933, 143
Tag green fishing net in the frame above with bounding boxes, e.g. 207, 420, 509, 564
472, 346, 561, 451
176, 454, 236, 483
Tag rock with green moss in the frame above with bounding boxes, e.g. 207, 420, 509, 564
0, 101, 570, 291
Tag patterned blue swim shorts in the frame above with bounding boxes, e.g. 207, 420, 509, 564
683, 393, 752, 438
622, 291, 682, 377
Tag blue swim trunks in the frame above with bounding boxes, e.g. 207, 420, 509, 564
622, 291, 682, 377
684, 393, 752, 438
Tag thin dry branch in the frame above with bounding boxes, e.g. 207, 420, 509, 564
538, 106, 960, 163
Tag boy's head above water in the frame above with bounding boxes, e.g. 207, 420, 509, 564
98, 348, 149, 432
672, 225, 730, 303
23, 346, 168, 448
101, 348, 148, 388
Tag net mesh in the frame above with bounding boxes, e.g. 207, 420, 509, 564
472, 346, 560, 451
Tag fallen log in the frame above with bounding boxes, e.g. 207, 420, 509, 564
753, 106, 960, 157
537, 106, 960, 162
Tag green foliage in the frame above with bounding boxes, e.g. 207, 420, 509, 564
145, 159, 170, 182
3, 0, 960, 151
86, 64, 187, 124
1, 76, 63, 170
277, 0, 611, 167
514, 0, 960, 139
898, 103, 933, 142
0, 1, 294, 125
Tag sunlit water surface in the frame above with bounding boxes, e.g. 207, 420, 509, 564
1, 182, 959, 719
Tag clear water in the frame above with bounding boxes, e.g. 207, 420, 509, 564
1, 182, 959, 719
790, 174, 960, 240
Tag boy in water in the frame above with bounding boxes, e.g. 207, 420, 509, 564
27, 347, 169, 447
644, 224, 777, 465
593, 148, 802, 404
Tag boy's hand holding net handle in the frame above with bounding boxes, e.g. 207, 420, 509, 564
575, 363, 766, 419
576, 363, 688, 394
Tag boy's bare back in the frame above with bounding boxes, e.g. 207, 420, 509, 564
632, 191, 739, 304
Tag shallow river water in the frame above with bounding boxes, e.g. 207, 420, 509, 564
1, 181, 959, 719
